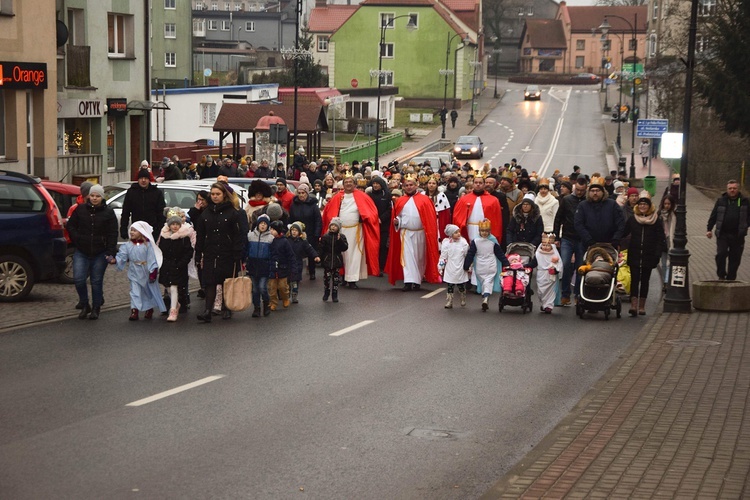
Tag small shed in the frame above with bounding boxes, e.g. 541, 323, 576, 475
212, 102, 328, 163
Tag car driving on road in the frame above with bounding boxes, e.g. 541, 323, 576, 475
524, 85, 541, 101
453, 135, 484, 159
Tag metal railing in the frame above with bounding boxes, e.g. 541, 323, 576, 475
339, 132, 403, 165
55, 154, 102, 183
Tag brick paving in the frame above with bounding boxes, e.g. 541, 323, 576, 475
6, 82, 750, 499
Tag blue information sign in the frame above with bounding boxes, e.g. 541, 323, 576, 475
636, 119, 668, 138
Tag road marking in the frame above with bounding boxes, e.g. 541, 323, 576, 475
126, 375, 225, 407
329, 320, 375, 337
422, 287, 446, 299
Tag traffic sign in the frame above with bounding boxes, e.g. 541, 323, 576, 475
636, 119, 668, 138
350, 78, 358, 88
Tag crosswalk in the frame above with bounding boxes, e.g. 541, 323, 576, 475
505, 88, 600, 94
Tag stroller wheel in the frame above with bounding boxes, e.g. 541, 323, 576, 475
604, 309, 610, 321
615, 296, 622, 318
576, 303, 584, 318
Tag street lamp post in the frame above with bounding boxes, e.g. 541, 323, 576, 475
493, 47, 501, 99
468, 46, 481, 126
440, 31, 469, 139
600, 13, 640, 179
664, 0, 699, 313
373, 15, 416, 168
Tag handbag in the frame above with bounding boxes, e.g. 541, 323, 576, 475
223, 263, 252, 312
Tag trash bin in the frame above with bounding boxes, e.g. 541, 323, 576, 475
644, 175, 657, 198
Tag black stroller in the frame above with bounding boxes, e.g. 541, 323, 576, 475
498, 242, 535, 313
575, 243, 623, 320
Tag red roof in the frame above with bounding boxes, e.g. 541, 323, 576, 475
213, 102, 326, 133
278, 88, 341, 106
442, 0, 477, 12
308, 5, 358, 33
567, 6, 649, 33
361, 0, 433, 4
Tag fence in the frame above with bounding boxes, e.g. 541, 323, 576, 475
339, 132, 403, 165
54, 154, 102, 183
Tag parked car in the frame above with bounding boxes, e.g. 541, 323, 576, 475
572, 73, 602, 84
199, 177, 300, 194
0, 171, 67, 301
409, 151, 454, 167
524, 85, 542, 101
41, 180, 81, 284
453, 136, 484, 159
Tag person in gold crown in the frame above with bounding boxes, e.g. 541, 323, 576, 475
385, 174, 441, 291
320, 171, 381, 288
452, 172, 503, 243
535, 233, 563, 314
463, 218, 510, 311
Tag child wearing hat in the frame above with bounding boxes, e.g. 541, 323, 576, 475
463, 219, 510, 312
319, 218, 349, 302
158, 207, 195, 321
535, 233, 563, 314
439, 224, 470, 308
267, 220, 295, 311
287, 221, 320, 303
247, 214, 274, 317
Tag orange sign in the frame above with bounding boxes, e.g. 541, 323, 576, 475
0, 61, 47, 89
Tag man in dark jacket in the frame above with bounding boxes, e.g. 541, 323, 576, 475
574, 177, 626, 250
289, 184, 322, 279
707, 179, 749, 280
368, 175, 391, 274
120, 169, 166, 241
255, 159, 272, 179
554, 177, 588, 304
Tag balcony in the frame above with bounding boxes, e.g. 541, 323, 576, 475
55, 154, 102, 183
66, 45, 91, 88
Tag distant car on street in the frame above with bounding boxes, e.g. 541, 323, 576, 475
453, 136, 484, 159
524, 85, 542, 101
572, 73, 602, 84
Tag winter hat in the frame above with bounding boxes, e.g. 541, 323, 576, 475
140, 160, 150, 168
627, 187, 639, 196
270, 220, 286, 234
137, 169, 151, 179
79, 181, 93, 198
444, 224, 460, 237
296, 183, 310, 193
88, 184, 105, 198
299, 173, 310, 186
560, 180, 573, 192
522, 192, 536, 204
165, 207, 184, 226
276, 177, 287, 186
289, 221, 305, 234
266, 202, 283, 221
257, 214, 271, 227
161, 157, 170, 168
613, 180, 625, 191
205, 155, 213, 164
329, 217, 343, 231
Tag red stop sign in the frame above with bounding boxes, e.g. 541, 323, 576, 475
351, 78, 358, 88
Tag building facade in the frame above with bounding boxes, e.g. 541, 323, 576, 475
151, 0, 193, 88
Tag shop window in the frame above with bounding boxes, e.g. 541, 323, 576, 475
108, 13, 135, 58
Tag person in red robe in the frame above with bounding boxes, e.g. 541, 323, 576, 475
321, 175, 380, 287
385, 176, 441, 289
452, 175, 503, 242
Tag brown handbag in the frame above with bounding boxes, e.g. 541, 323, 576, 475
223, 264, 252, 312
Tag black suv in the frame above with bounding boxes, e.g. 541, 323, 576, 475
0, 171, 67, 301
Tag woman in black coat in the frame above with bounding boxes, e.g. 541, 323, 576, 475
506, 197, 544, 247
288, 184, 322, 279
194, 183, 249, 321
623, 191, 666, 316
367, 176, 391, 274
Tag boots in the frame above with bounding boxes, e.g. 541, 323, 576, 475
638, 297, 647, 315
291, 291, 298, 304
629, 297, 638, 317
129, 308, 139, 321
252, 306, 261, 318
481, 296, 489, 312
144, 309, 154, 320
197, 309, 212, 322
332, 290, 339, 303
78, 303, 91, 320
445, 293, 453, 309
460, 290, 467, 307
167, 308, 178, 322
262, 301, 271, 316
89, 307, 100, 320
322, 290, 330, 301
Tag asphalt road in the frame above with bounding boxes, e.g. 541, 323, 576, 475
0, 88, 656, 499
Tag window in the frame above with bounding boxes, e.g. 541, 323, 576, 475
380, 42, 394, 58
224, 2, 230, 10
649, 33, 657, 57
107, 13, 134, 58
602, 39, 611, 51
245, 21, 255, 31
193, 18, 205, 35
576, 40, 585, 50
699, 0, 715, 16
407, 13, 418, 28
696, 34, 709, 52
379, 71, 394, 86
221, 20, 230, 30
317, 35, 329, 52
652, 0, 659, 20
211, 1, 218, 10
165, 0, 176, 8
518, 7, 525, 16
235, 3, 242, 10
380, 12, 394, 28
201, 103, 217, 126
195, 2, 204, 10
164, 23, 176, 38
165, 53, 176, 67
208, 19, 218, 30
629, 38, 637, 50
346, 101, 369, 119
68, 8, 85, 46
526, 6, 534, 15
0, 0, 14, 16
575, 56, 585, 68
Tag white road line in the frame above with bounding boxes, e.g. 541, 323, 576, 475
329, 320, 375, 337
126, 375, 225, 407
421, 287, 446, 299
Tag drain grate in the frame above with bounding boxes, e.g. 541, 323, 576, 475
405, 428, 468, 440
666, 339, 721, 348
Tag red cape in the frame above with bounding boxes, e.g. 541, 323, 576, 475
321, 190, 381, 277
385, 193, 442, 285
451, 192, 503, 242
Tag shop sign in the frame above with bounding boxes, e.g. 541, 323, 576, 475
58, 98, 105, 118
107, 98, 128, 116
0, 61, 48, 90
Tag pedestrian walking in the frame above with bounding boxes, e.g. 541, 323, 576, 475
707, 179, 749, 281
439, 224, 469, 308
120, 169, 166, 242
320, 218, 349, 302
659, 195, 676, 292
247, 214, 273, 317
535, 233, 563, 314
639, 139, 650, 168
267, 220, 295, 311
158, 208, 194, 322
464, 219, 510, 311
450, 109, 458, 128
287, 222, 320, 304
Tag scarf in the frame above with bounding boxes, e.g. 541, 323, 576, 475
634, 208, 658, 225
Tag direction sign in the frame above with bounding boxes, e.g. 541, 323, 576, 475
636, 119, 668, 138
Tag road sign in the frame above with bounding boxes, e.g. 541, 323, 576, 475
350, 78, 358, 88
636, 119, 668, 138
329, 94, 350, 105
661, 132, 683, 159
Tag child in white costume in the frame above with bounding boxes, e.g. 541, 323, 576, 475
464, 219, 510, 312
535, 233, 563, 314
439, 224, 469, 308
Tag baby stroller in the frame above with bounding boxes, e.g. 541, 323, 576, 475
498, 242, 535, 313
575, 243, 623, 320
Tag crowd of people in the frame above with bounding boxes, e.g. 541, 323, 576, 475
66, 151, 748, 323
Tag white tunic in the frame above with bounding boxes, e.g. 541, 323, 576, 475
339, 193, 367, 282
466, 198, 486, 242
535, 245, 564, 309
398, 196, 426, 284
440, 237, 469, 284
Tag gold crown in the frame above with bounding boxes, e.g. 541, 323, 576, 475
357, 178, 367, 187
166, 208, 182, 219
478, 219, 492, 231
404, 172, 417, 182
473, 169, 487, 179
418, 175, 430, 184
343, 170, 354, 179
542, 232, 556, 244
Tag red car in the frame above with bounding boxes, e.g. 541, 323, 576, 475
41, 180, 81, 284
